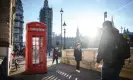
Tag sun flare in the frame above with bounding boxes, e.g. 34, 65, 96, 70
83, 27, 98, 39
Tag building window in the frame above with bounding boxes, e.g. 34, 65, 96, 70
16, 10, 19, 14
14, 36, 19, 41
15, 34, 19, 37
14, 29, 19, 33
15, 23, 17, 27
16, 10, 22, 15
16, 16, 20, 20
20, 23, 23, 26
15, 22, 20, 27
15, 38, 17, 41
19, 36, 22, 40
20, 16, 23, 20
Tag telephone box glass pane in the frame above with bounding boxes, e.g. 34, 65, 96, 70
36, 40, 39, 46
32, 36, 45, 66
39, 37, 44, 66
32, 37, 35, 45
32, 37, 40, 64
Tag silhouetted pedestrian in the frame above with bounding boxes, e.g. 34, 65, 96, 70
52, 46, 59, 65
74, 43, 82, 73
22, 47, 25, 57
12, 51, 19, 70
95, 21, 130, 80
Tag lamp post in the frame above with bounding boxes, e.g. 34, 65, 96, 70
60, 8, 63, 49
104, 11, 107, 21
63, 21, 66, 49
121, 26, 123, 33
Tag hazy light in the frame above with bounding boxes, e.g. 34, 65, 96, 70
76, 14, 102, 39
88, 27, 98, 38
83, 27, 98, 39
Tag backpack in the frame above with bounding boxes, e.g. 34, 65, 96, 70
118, 35, 131, 60
98, 27, 120, 62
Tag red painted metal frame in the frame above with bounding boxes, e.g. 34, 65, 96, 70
25, 22, 47, 74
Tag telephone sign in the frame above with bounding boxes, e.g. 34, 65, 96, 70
30, 28, 45, 31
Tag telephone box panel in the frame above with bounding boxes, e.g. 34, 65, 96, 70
25, 22, 47, 74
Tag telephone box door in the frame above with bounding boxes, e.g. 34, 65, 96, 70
30, 34, 46, 73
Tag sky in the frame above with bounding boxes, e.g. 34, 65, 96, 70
22, 0, 133, 41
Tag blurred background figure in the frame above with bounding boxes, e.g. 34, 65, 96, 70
52, 45, 59, 65
74, 43, 82, 73
22, 47, 26, 58
11, 51, 19, 71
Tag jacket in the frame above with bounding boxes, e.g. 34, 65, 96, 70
74, 48, 82, 61
96, 27, 121, 65
53, 48, 58, 59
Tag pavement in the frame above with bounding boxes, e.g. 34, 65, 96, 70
9, 55, 59, 76
11, 63, 101, 80
3, 55, 132, 80
9, 64, 132, 80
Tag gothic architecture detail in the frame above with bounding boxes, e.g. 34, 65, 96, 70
76, 27, 80, 43
39, 0, 53, 51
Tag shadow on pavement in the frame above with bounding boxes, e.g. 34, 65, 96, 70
1, 63, 132, 80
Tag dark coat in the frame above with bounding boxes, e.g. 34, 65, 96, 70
97, 27, 119, 63
97, 27, 125, 67
74, 48, 82, 61
53, 48, 58, 59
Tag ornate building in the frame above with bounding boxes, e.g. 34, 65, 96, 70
52, 35, 76, 49
39, 0, 53, 51
76, 27, 80, 43
13, 0, 24, 50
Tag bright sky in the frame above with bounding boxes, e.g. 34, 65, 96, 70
22, 0, 133, 41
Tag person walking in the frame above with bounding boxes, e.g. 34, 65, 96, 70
52, 45, 59, 65
12, 51, 19, 70
74, 43, 82, 73
22, 47, 26, 57
95, 21, 130, 80
15, 49, 19, 56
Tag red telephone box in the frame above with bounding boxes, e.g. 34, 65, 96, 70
25, 22, 47, 74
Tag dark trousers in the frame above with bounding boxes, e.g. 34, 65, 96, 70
52, 57, 58, 64
76, 61, 80, 70
14, 59, 19, 70
101, 63, 123, 80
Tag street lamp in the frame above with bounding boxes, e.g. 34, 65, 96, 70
63, 21, 67, 49
104, 11, 107, 21
60, 8, 63, 49
121, 26, 123, 33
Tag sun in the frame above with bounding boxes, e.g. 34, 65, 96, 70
83, 27, 98, 39
89, 27, 98, 38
